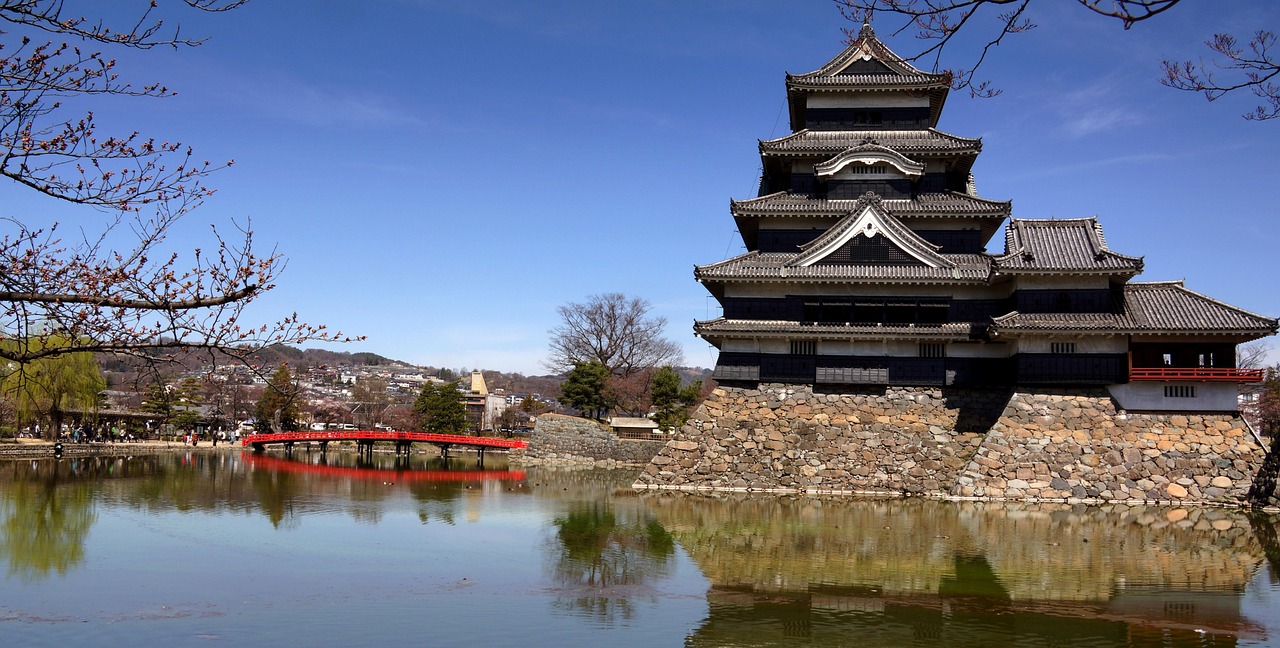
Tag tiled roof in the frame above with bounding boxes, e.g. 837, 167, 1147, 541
760, 129, 981, 156
783, 23, 950, 130
785, 23, 948, 90
991, 281, 1278, 335
731, 191, 1010, 218
695, 318, 974, 339
788, 73, 947, 89
993, 217, 1142, 274
695, 251, 991, 283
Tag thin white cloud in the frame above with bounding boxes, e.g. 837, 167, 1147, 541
235, 72, 431, 130
1054, 81, 1142, 138
1061, 105, 1140, 137
997, 151, 1172, 181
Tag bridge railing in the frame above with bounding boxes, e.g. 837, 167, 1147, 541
241, 430, 527, 450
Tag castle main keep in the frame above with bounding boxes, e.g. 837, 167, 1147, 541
636, 26, 1278, 505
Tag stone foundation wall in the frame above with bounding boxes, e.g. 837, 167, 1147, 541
516, 414, 665, 466
956, 390, 1265, 503
634, 384, 1277, 507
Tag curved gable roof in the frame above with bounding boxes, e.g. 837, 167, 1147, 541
814, 143, 926, 178
788, 23, 946, 84
790, 194, 952, 269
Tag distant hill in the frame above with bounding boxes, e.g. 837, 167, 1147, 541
95, 344, 711, 395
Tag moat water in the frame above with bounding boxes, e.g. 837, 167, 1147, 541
3, 450, 1280, 647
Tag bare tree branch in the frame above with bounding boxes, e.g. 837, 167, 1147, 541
0, 1, 360, 365
1162, 31, 1280, 121
1239, 341, 1274, 370
834, 1, 1279, 120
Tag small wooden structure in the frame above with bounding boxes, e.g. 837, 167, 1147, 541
610, 417, 661, 441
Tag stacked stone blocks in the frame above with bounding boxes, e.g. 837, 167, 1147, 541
518, 413, 666, 466
634, 384, 1273, 507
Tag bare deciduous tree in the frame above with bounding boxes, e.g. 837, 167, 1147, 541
0, 1, 355, 366
546, 293, 682, 377
1239, 341, 1274, 369
835, 0, 1278, 119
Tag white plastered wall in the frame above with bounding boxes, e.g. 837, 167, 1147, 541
1012, 335, 1127, 354
947, 341, 1011, 358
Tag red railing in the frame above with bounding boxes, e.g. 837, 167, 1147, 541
241, 430, 527, 450
1129, 367, 1265, 383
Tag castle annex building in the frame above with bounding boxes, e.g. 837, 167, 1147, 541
696, 24, 1277, 412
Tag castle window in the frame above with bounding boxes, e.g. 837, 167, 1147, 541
1164, 385, 1196, 398
791, 340, 816, 356
1051, 342, 1076, 354
847, 164, 888, 175
919, 343, 945, 358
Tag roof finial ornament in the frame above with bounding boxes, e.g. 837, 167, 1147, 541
858, 18, 875, 40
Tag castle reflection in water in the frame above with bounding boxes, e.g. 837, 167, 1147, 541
641, 491, 1276, 646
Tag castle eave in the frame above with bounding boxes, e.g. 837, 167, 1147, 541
695, 317, 975, 340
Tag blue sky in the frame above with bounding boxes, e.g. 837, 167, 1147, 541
39, 1, 1279, 374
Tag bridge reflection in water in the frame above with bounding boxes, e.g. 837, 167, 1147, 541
239, 452, 525, 483
640, 493, 1279, 646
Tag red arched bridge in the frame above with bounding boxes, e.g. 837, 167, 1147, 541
241, 430, 527, 458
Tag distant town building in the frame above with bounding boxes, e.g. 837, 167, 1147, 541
462, 370, 507, 432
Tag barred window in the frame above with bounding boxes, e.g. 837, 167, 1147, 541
919, 343, 945, 358
1050, 342, 1077, 354
790, 340, 816, 356
847, 164, 887, 175
1164, 385, 1196, 398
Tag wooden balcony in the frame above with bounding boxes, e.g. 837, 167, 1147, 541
1129, 367, 1264, 383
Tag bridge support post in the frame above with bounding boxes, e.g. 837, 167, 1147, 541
319, 441, 329, 455
284, 441, 294, 455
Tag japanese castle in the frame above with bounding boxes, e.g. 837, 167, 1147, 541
696, 24, 1276, 412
